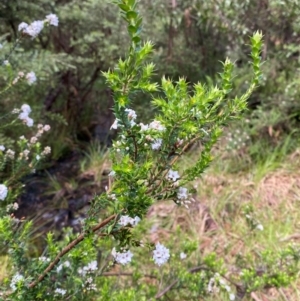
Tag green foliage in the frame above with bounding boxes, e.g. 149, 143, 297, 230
1, 1, 300, 301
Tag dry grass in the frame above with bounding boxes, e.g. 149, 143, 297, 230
145, 148, 300, 300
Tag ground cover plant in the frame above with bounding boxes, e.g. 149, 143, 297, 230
0, 0, 300, 301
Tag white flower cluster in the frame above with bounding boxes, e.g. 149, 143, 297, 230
0, 184, 8, 201
54, 288, 67, 296
118, 215, 141, 227
6, 202, 19, 212
26, 71, 37, 85
12, 71, 37, 86
39, 256, 50, 263
18, 104, 34, 127
10, 273, 24, 291
180, 252, 187, 260
125, 108, 137, 126
85, 276, 97, 291
57, 260, 71, 273
18, 13, 58, 39
152, 243, 170, 266
167, 169, 180, 182
78, 260, 98, 276
112, 248, 134, 265
177, 187, 193, 208
151, 139, 162, 150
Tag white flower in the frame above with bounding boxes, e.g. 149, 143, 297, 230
45, 14, 59, 26
39, 256, 50, 262
10, 273, 24, 291
43, 124, 51, 131
177, 187, 188, 200
85, 260, 98, 271
153, 243, 170, 266
26, 71, 37, 85
21, 104, 32, 114
125, 108, 137, 120
110, 119, 118, 130
149, 120, 165, 131
118, 215, 141, 227
0, 184, 8, 200
139, 123, 149, 131
256, 224, 263, 231
12, 108, 20, 114
112, 248, 133, 265
108, 170, 115, 177
180, 252, 187, 260
0, 44, 3, 49
6, 149, 15, 159
167, 169, 180, 182
30, 137, 38, 144
41, 146, 51, 155
24, 117, 34, 127
24, 20, 44, 38
0, 145, 5, 151
229, 293, 235, 300
151, 139, 162, 150
18, 22, 28, 32
54, 288, 67, 296
3, 60, 9, 66
36, 155, 41, 160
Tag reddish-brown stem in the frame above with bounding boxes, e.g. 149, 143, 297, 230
28, 214, 116, 289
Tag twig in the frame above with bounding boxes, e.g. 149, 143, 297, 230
28, 214, 116, 289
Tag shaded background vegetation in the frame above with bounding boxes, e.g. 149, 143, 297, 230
1, 0, 300, 161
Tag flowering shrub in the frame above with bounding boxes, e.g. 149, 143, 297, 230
0, 1, 300, 301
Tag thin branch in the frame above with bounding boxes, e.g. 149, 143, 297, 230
28, 214, 116, 289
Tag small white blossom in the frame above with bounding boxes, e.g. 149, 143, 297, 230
39, 256, 50, 262
153, 243, 170, 266
149, 120, 165, 131
151, 139, 162, 150
118, 215, 141, 227
45, 14, 59, 26
10, 273, 24, 291
36, 155, 41, 160
6, 149, 15, 159
110, 119, 118, 130
85, 260, 98, 271
167, 169, 180, 182
0, 145, 5, 151
180, 252, 187, 260
229, 293, 235, 300
26, 71, 37, 85
0, 44, 3, 49
41, 146, 51, 155
0, 184, 8, 200
125, 108, 137, 120
21, 104, 31, 114
12, 108, 20, 114
139, 123, 149, 131
43, 124, 51, 131
177, 187, 188, 200
256, 224, 264, 231
24, 20, 44, 38
112, 248, 133, 265
54, 288, 67, 296
3, 60, 9, 66
25, 117, 34, 127
30, 137, 38, 144
18, 22, 28, 32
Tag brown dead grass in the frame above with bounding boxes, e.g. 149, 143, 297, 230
146, 149, 300, 300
